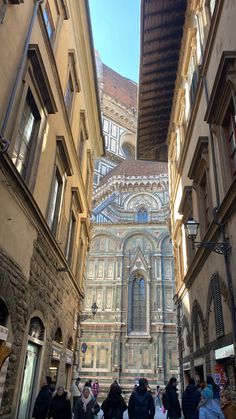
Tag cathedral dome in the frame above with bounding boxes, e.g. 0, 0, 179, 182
99, 159, 168, 186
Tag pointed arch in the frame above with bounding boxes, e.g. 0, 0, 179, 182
128, 272, 147, 333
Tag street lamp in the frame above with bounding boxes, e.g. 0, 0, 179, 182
184, 218, 231, 255
78, 302, 98, 322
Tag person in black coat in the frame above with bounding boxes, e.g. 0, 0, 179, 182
32, 376, 53, 419
128, 378, 155, 419
101, 383, 127, 419
182, 378, 201, 419
48, 386, 71, 419
74, 386, 100, 419
164, 377, 181, 419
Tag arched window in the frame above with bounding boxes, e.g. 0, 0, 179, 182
0, 299, 8, 326
131, 276, 146, 331
137, 208, 148, 223
29, 317, 45, 341
67, 337, 74, 351
54, 327, 63, 344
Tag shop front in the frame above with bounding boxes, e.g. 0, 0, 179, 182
49, 346, 61, 388
183, 362, 191, 387
194, 357, 204, 384
214, 344, 235, 388
17, 317, 45, 419
0, 324, 11, 409
65, 350, 73, 390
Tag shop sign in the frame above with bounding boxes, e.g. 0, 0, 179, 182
52, 347, 61, 360
183, 362, 190, 371
215, 344, 234, 360
0, 326, 8, 342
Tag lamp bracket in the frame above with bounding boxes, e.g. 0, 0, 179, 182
195, 241, 231, 255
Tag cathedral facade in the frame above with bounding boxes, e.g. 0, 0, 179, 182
79, 61, 178, 394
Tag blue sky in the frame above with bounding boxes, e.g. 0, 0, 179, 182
89, 0, 140, 83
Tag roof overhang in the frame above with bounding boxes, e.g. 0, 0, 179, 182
137, 0, 187, 162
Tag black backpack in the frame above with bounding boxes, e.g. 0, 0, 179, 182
133, 392, 150, 418
107, 407, 123, 419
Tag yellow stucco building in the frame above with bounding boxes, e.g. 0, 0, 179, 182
138, 0, 236, 393
0, 1, 103, 417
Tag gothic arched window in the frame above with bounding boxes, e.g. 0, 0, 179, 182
137, 208, 148, 223
131, 276, 146, 331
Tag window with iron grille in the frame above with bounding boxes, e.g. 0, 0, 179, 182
212, 273, 224, 338
29, 317, 45, 341
0, 299, 8, 326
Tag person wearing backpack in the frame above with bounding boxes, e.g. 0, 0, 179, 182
164, 377, 181, 419
128, 378, 155, 419
101, 383, 127, 419
182, 377, 201, 419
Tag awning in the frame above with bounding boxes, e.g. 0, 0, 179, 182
137, 0, 187, 162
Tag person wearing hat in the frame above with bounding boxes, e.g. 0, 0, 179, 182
199, 385, 224, 418
32, 375, 53, 419
128, 378, 155, 419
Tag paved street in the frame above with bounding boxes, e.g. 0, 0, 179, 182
97, 407, 167, 419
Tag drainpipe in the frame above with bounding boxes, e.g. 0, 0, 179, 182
0, 0, 44, 153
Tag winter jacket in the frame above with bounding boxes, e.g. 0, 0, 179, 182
32, 384, 53, 419
199, 399, 224, 419
221, 401, 236, 419
182, 384, 201, 419
128, 386, 155, 419
165, 383, 181, 419
48, 391, 71, 419
101, 393, 127, 419
74, 397, 100, 419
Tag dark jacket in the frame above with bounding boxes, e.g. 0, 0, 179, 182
48, 391, 71, 419
74, 397, 100, 419
182, 384, 201, 419
101, 393, 127, 419
32, 384, 53, 419
128, 386, 155, 419
165, 383, 181, 419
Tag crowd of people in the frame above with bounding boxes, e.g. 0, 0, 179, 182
32, 374, 236, 419
164, 375, 236, 419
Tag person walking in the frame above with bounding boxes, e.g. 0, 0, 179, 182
74, 386, 100, 419
154, 385, 162, 410
48, 386, 72, 419
128, 378, 155, 419
220, 389, 236, 419
71, 378, 83, 414
32, 376, 53, 419
206, 376, 220, 399
92, 379, 100, 401
101, 383, 127, 419
182, 378, 201, 419
199, 385, 224, 419
163, 377, 181, 419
